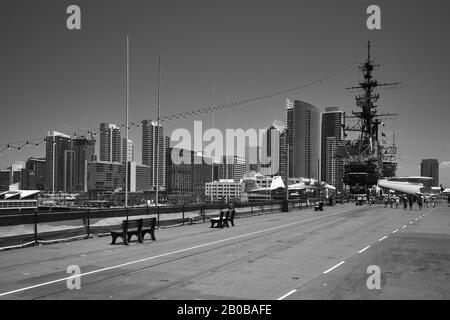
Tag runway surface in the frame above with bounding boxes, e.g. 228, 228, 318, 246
0, 203, 448, 300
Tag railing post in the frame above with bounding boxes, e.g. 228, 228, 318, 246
157, 206, 160, 228
34, 209, 38, 245
182, 205, 185, 226
86, 209, 90, 239
202, 204, 205, 223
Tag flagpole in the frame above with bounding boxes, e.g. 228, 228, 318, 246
125, 35, 129, 211
156, 55, 161, 207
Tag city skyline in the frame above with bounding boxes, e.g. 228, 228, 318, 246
1, 0, 450, 186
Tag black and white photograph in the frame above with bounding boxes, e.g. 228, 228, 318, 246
0, 0, 449, 309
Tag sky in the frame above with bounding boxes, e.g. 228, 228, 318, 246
0, 0, 449, 185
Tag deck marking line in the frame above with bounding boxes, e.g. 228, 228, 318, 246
379, 236, 388, 242
392, 229, 399, 234
323, 261, 345, 274
277, 289, 297, 300
358, 246, 371, 253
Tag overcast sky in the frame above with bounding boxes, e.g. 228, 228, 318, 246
0, 0, 449, 185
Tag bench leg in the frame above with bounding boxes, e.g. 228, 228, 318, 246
150, 230, 156, 241
123, 233, 129, 245
230, 219, 234, 227
110, 234, 117, 245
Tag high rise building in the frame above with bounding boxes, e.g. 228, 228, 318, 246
72, 137, 96, 192
321, 107, 344, 191
100, 123, 121, 162
0, 170, 10, 191
122, 138, 135, 163
420, 159, 439, 187
288, 100, 320, 179
325, 137, 344, 192
45, 131, 72, 192
142, 120, 167, 190
286, 98, 294, 177
260, 120, 286, 177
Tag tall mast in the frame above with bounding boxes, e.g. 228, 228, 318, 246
125, 36, 129, 209
342, 42, 400, 192
156, 55, 161, 206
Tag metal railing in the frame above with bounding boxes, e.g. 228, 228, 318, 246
0, 198, 325, 251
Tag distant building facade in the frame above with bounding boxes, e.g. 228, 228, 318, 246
166, 148, 212, 199
420, 159, 439, 187
288, 100, 320, 179
100, 123, 121, 162
45, 131, 72, 192
205, 180, 245, 202
321, 107, 344, 191
122, 138, 135, 163
142, 120, 168, 190
87, 161, 151, 193
218, 155, 247, 181
260, 120, 287, 177
25, 158, 46, 190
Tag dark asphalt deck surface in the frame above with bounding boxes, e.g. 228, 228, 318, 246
0, 203, 448, 300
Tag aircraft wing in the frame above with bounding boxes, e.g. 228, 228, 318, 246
378, 179, 426, 195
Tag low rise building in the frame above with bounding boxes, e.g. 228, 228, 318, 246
205, 179, 245, 202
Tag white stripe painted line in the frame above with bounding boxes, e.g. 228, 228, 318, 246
0, 207, 350, 297
323, 261, 345, 274
277, 289, 297, 300
379, 236, 388, 242
402, 225, 407, 228
392, 229, 399, 234
358, 245, 371, 253
409, 221, 413, 224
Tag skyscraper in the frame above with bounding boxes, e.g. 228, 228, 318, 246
321, 107, 344, 191
286, 98, 294, 177
288, 100, 320, 179
421, 159, 439, 187
325, 137, 344, 192
122, 138, 135, 163
260, 119, 286, 177
100, 123, 121, 162
72, 137, 96, 192
142, 120, 167, 189
45, 131, 72, 192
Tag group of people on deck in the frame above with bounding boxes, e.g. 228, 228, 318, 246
383, 194, 437, 210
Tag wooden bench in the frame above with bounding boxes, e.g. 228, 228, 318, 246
110, 219, 142, 245
314, 202, 324, 211
210, 209, 236, 228
110, 218, 157, 245
223, 209, 235, 227
141, 217, 157, 241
